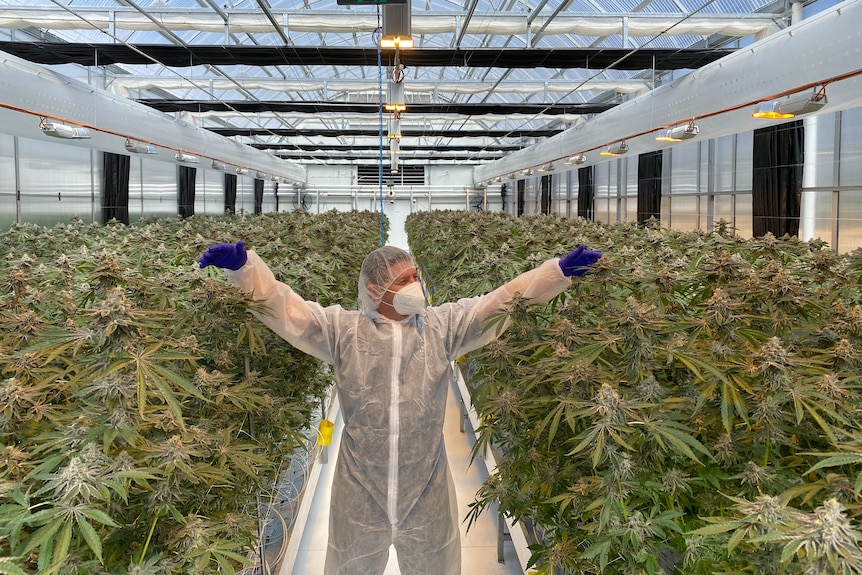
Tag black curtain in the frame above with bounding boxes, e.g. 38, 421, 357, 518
637, 150, 663, 224
517, 180, 525, 216
752, 120, 803, 238
500, 183, 508, 212
254, 178, 264, 215
178, 165, 197, 218
224, 173, 237, 214
102, 152, 130, 224
274, 182, 280, 212
540, 174, 552, 214
577, 166, 595, 220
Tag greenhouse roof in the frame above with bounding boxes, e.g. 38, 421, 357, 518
0, 0, 821, 167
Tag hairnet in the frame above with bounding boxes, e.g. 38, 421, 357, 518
358, 246, 416, 311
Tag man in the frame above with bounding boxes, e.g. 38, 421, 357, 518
199, 241, 602, 575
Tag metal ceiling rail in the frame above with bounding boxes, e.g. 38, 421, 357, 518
0, 42, 734, 69
208, 128, 565, 137
135, 99, 616, 115
250, 143, 523, 151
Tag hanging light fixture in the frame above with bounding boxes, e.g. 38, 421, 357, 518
519, 168, 534, 177
656, 120, 699, 142
753, 87, 827, 119
40, 118, 91, 139
563, 154, 586, 165
236, 167, 248, 175
381, 1, 413, 49
211, 160, 227, 170
385, 81, 407, 113
125, 138, 156, 154
388, 117, 402, 140
175, 151, 199, 163
537, 163, 554, 173
600, 141, 629, 156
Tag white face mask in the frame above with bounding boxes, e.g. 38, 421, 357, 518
389, 281, 427, 315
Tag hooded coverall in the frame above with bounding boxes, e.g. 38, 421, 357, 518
225, 249, 573, 575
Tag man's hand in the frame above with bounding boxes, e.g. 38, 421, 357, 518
199, 241, 248, 270
559, 244, 603, 277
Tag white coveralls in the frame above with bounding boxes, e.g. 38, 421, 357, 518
226, 249, 573, 575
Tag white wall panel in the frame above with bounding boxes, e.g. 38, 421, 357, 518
837, 190, 862, 254
0, 133, 14, 230
130, 159, 176, 223
17, 137, 95, 226
195, 169, 226, 216
839, 108, 862, 187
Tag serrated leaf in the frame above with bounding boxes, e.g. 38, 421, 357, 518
75, 516, 103, 563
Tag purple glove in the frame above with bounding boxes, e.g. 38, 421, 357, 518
199, 241, 247, 270
559, 244, 603, 277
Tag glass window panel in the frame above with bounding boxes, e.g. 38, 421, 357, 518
608, 195, 618, 223
595, 163, 610, 198
735, 193, 753, 239
669, 143, 698, 194
838, 189, 862, 254
670, 196, 698, 231
0, 134, 15, 230
236, 177, 256, 215
627, 196, 638, 222
626, 157, 638, 198
130, 161, 177, 223
736, 131, 753, 193
839, 107, 862, 186
262, 181, 277, 213
594, 196, 610, 225
18, 138, 95, 226
714, 194, 733, 230
195, 169, 225, 216
805, 113, 836, 189
714, 135, 735, 193
807, 190, 835, 247
700, 141, 710, 194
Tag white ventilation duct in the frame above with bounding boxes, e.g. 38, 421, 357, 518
0, 9, 779, 39
473, 0, 862, 182
0, 50, 306, 183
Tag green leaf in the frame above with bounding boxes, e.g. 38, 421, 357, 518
52, 522, 72, 570
727, 526, 746, 553
803, 453, 862, 475
688, 521, 744, 535
75, 516, 103, 563
80, 508, 120, 528
20, 517, 63, 557
0, 558, 28, 575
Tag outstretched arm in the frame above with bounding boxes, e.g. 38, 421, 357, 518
441, 245, 603, 359
199, 242, 336, 363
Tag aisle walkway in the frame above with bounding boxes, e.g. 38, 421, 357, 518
280, 375, 524, 575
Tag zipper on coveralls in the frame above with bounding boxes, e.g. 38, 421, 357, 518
387, 325, 403, 527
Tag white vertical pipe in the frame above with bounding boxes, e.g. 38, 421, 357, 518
791, 1, 804, 26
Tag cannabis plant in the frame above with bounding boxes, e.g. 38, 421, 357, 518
406, 211, 862, 575
0, 211, 383, 574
